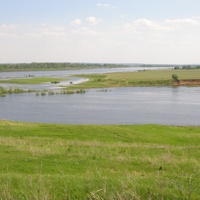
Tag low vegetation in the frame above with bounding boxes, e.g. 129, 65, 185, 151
70, 69, 200, 89
0, 121, 199, 199
0, 63, 127, 72
0, 77, 64, 85
0, 62, 199, 72
0, 86, 86, 97
1, 69, 200, 97
1, 69, 200, 90
37, 89, 86, 96
0, 86, 34, 96
172, 74, 179, 83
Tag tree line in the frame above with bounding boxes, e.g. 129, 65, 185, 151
0, 62, 126, 72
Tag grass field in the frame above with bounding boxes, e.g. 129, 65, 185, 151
0, 77, 65, 84
70, 69, 200, 88
1, 69, 200, 88
0, 120, 199, 199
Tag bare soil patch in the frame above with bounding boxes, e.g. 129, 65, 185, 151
174, 79, 200, 86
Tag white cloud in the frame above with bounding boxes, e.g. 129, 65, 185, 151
165, 18, 200, 26
1, 16, 200, 63
86, 17, 100, 25
96, 3, 116, 8
130, 18, 173, 31
0, 24, 27, 39
71, 19, 82, 26
97, 3, 110, 7
0, 24, 20, 30
0, 24, 68, 40
0, 24, 19, 36
72, 27, 105, 36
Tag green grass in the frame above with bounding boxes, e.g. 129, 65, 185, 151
0, 77, 65, 84
1, 69, 200, 88
70, 69, 200, 89
0, 120, 200, 199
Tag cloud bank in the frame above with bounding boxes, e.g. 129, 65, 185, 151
1, 16, 200, 63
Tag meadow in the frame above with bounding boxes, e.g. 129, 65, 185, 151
0, 77, 65, 85
0, 120, 199, 199
1, 69, 200, 89
71, 69, 200, 88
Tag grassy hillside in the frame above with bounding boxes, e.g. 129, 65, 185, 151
0, 121, 199, 199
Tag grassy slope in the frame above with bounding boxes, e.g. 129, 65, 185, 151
70, 69, 200, 88
0, 120, 199, 199
0, 77, 65, 84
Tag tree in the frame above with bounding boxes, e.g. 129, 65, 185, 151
172, 74, 179, 82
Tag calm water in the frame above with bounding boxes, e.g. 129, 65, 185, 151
0, 87, 200, 125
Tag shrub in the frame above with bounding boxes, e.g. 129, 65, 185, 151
172, 74, 179, 82
51, 81, 60, 84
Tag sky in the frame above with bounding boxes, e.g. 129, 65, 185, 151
1, 0, 200, 64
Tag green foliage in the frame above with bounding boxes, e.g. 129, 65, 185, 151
0, 62, 127, 72
0, 86, 6, 94
0, 121, 200, 199
48, 90, 55, 95
0, 77, 65, 84
66, 89, 75, 94
76, 89, 86, 93
51, 81, 60, 84
41, 91, 46, 96
172, 74, 179, 82
0, 86, 28, 95
182, 65, 200, 70
1, 62, 199, 73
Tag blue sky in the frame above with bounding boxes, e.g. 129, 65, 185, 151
1, 0, 200, 64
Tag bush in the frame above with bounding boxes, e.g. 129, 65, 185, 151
172, 74, 179, 82
51, 81, 60, 84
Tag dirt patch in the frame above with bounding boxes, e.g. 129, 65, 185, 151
174, 79, 200, 86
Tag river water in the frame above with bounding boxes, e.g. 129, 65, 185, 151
0, 67, 200, 125
0, 86, 200, 126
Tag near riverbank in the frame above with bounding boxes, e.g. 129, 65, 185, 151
0, 120, 199, 199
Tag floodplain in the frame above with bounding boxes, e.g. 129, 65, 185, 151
71, 69, 200, 88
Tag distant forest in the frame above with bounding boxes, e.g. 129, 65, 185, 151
0, 63, 125, 72
0, 62, 199, 72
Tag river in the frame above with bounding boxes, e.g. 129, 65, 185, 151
0, 86, 200, 126
0, 67, 199, 126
